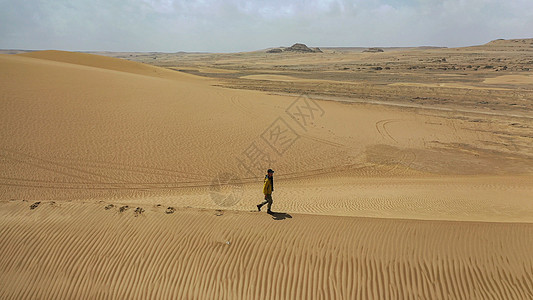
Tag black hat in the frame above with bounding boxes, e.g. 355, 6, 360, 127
267, 169, 274, 173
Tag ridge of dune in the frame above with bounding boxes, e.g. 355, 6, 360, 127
16, 50, 200, 81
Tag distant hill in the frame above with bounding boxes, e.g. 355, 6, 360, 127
266, 43, 322, 53
461, 38, 533, 51
485, 38, 533, 46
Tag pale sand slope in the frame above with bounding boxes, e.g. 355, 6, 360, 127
484, 75, 533, 85
1, 51, 533, 299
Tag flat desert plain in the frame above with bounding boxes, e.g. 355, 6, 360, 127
1, 39, 533, 299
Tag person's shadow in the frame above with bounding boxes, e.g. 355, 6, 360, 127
268, 211, 292, 220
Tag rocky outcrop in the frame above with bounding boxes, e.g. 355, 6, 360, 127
363, 48, 384, 53
267, 43, 322, 53
285, 43, 316, 52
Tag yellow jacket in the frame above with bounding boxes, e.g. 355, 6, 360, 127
263, 176, 273, 195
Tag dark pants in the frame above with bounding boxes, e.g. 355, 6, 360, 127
259, 194, 273, 211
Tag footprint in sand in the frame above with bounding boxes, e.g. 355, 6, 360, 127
165, 207, 175, 214
215, 210, 224, 216
119, 205, 129, 213
134, 207, 145, 217
29, 202, 41, 210
48, 201, 60, 208
104, 204, 114, 210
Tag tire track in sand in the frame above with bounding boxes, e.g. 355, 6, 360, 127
375, 119, 401, 143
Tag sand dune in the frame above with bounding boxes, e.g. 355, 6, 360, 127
240, 74, 362, 85
1, 201, 532, 299
484, 75, 533, 85
1, 51, 533, 298
17, 50, 196, 80
389, 82, 510, 90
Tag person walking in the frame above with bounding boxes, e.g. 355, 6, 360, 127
257, 169, 274, 214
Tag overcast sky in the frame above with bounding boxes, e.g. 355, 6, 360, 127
1, 0, 532, 52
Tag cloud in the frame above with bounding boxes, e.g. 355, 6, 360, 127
0, 0, 532, 52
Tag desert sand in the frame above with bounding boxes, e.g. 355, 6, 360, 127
1, 40, 533, 299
